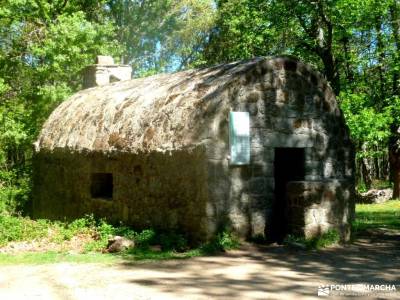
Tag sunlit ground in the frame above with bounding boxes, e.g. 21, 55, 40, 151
354, 200, 400, 231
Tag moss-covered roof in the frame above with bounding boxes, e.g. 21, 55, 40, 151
35, 56, 333, 153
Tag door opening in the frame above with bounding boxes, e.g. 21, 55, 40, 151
268, 148, 305, 243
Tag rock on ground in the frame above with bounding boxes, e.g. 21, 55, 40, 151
357, 189, 393, 204
106, 236, 135, 253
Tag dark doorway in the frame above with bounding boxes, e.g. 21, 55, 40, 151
268, 148, 305, 243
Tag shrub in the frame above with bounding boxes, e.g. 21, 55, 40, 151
201, 231, 240, 253
158, 233, 188, 252
0, 214, 242, 257
83, 219, 117, 253
284, 229, 340, 250
0, 169, 31, 215
0, 215, 49, 246
50, 216, 96, 243
113, 225, 136, 240
134, 229, 156, 248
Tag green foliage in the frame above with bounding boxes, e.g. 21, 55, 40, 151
108, 0, 215, 74
204, 0, 287, 64
200, 231, 240, 253
134, 229, 157, 248
0, 0, 217, 214
205, 0, 400, 190
157, 233, 188, 252
0, 213, 242, 264
357, 179, 394, 192
340, 91, 393, 157
217, 231, 240, 249
30, 11, 120, 86
0, 215, 49, 246
83, 220, 136, 252
0, 78, 9, 95
371, 180, 393, 190
0, 214, 94, 247
0, 177, 30, 213
83, 224, 190, 254
0, 0, 122, 214
0, 0, 399, 221
284, 229, 340, 250
357, 181, 368, 193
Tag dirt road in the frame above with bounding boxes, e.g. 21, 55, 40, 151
0, 230, 399, 300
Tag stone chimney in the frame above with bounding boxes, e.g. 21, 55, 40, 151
83, 56, 132, 89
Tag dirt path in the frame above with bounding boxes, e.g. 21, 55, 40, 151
0, 230, 399, 300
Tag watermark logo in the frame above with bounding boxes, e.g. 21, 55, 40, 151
317, 285, 330, 296
317, 283, 398, 297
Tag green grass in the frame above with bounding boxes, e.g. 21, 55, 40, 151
0, 251, 120, 265
0, 240, 235, 265
353, 199, 400, 232
0, 246, 219, 265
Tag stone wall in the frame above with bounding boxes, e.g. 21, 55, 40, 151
32, 147, 208, 244
286, 181, 355, 241
33, 56, 355, 242
203, 57, 355, 239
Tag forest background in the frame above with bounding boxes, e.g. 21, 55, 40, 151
0, 0, 399, 214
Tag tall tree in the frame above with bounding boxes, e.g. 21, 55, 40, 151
0, 0, 120, 212
204, 0, 400, 194
388, 0, 400, 197
204, 0, 345, 94
107, 0, 215, 76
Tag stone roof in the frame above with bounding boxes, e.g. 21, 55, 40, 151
35, 56, 335, 153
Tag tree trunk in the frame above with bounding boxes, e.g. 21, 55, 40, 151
361, 158, 372, 189
293, 1, 341, 95
389, 1, 400, 198
319, 48, 340, 95
374, 155, 379, 181
389, 124, 400, 198
389, 148, 400, 198
341, 34, 354, 82
374, 16, 386, 103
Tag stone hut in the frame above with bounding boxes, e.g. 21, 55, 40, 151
33, 56, 355, 244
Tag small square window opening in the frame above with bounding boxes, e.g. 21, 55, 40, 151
91, 173, 113, 199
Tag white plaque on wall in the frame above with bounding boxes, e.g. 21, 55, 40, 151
229, 112, 250, 165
